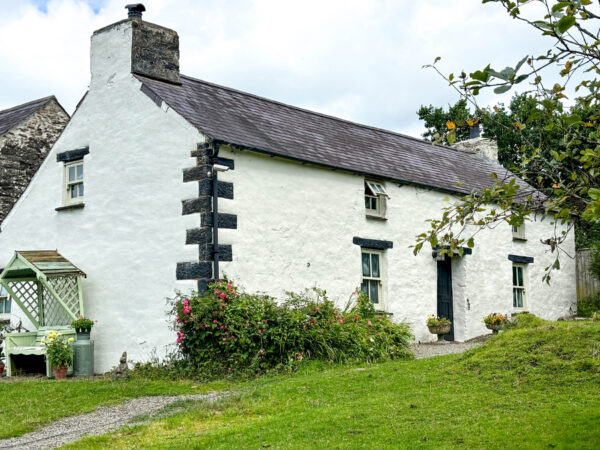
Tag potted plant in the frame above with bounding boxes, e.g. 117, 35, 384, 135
426, 314, 451, 340
70, 316, 95, 339
41, 331, 74, 379
483, 313, 508, 334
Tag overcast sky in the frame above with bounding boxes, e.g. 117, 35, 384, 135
0, 0, 554, 138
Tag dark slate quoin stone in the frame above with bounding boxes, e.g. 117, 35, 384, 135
176, 261, 212, 280
198, 179, 234, 199
201, 212, 237, 229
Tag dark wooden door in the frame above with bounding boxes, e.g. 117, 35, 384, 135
437, 257, 454, 341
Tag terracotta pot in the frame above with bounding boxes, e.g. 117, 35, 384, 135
428, 323, 451, 335
485, 322, 504, 334
0, 364, 4, 376
53, 365, 68, 380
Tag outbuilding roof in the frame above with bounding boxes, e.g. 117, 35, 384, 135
136, 74, 538, 197
0, 96, 57, 137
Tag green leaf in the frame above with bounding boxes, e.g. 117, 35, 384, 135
552, 2, 571, 13
494, 85, 512, 94
466, 238, 475, 248
565, 114, 582, 125
588, 188, 600, 200
514, 55, 528, 73
556, 15, 576, 34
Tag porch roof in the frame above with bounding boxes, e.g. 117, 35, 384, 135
2, 251, 86, 279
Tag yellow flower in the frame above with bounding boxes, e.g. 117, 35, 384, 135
68, 338, 74, 343
40, 338, 45, 344
49, 338, 54, 343
446, 121, 456, 130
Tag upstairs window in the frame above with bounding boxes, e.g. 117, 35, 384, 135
361, 249, 383, 307
512, 223, 526, 241
512, 263, 527, 310
63, 160, 84, 206
365, 180, 388, 218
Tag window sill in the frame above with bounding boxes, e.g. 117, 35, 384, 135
55, 203, 85, 212
512, 237, 527, 242
366, 214, 387, 221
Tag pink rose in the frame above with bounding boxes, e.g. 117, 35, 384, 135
367, 320, 372, 326
223, 338, 227, 341
258, 330, 262, 334
219, 293, 227, 300
213, 320, 218, 324
227, 283, 232, 289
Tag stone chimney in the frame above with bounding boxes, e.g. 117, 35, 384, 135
452, 124, 498, 162
90, 4, 180, 88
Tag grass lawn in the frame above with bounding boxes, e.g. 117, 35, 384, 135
0, 377, 228, 439
63, 318, 600, 449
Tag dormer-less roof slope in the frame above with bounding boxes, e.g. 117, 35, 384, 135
136, 74, 538, 197
0, 96, 57, 137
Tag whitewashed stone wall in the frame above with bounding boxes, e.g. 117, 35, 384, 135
217, 148, 576, 343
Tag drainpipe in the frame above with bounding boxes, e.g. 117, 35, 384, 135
211, 142, 220, 280
209, 142, 230, 281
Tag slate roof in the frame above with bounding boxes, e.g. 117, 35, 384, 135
136, 74, 538, 197
0, 96, 56, 137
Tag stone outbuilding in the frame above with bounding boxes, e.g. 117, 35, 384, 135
0, 96, 69, 224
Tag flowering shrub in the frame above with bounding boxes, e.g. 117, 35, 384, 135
70, 316, 96, 332
483, 313, 508, 326
41, 331, 74, 368
426, 314, 451, 327
171, 282, 412, 375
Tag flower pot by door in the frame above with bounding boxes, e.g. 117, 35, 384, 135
0, 364, 5, 376
485, 323, 503, 334
53, 365, 68, 380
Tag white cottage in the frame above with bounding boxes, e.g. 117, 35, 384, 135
0, 6, 576, 372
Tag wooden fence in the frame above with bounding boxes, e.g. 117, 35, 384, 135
576, 248, 600, 300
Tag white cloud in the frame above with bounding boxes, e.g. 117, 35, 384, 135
0, 0, 561, 138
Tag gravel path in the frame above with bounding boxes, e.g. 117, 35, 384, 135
411, 339, 485, 359
0, 392, 222, 450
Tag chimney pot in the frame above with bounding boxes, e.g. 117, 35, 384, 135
125, 3, 146, 19
469, 123, 481, 139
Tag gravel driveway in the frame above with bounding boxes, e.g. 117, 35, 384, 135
410, 337, 487, 359
0, 392, 221, 450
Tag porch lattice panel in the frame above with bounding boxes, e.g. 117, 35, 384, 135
6, 281, 39, 325
43, 277, 81, 326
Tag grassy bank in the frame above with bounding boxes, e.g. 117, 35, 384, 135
66, 317, 600, 449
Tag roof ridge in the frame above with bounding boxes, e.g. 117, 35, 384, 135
0, 95, 55, 116
176, 74, 466, 154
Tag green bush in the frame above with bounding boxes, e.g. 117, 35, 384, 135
171, 282, 413, 376
578, 293, 600, 317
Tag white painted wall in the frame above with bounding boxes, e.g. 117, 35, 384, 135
217, 148, 577, 343
0, 20, 201, 371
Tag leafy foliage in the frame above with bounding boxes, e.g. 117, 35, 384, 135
426, 314, 451, 327
417, 0, 600, 276
42, 331, 73, 368
577, 292, 600, 317
171, 282, 413, 376
483, 313, 508, 326
70, 316, 95, 331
